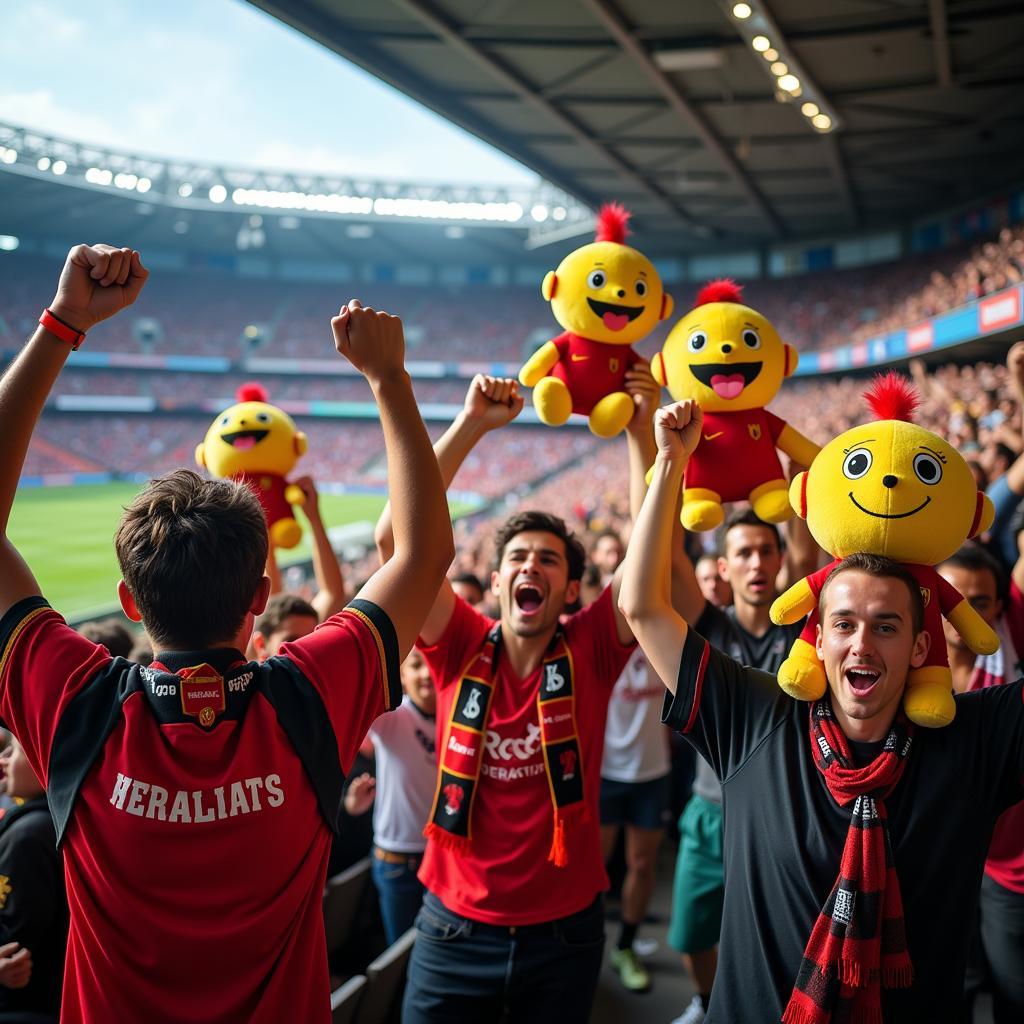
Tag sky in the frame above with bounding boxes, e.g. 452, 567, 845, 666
0, 0, 538, 185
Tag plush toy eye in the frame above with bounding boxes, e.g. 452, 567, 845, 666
255, 412, 272, 424
220, 415, 230, 427
913, 452, 943, 485
688, 331, 707, 353
587, 270, 606, 289
843, 448, 873, 480
742, 328, 761, 350
635, 279, 648, 297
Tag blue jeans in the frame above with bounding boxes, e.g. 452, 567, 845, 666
402, 891, 606, 1024
370, 848, 426, 945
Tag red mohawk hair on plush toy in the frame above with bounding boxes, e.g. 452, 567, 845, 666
594, 202, 631, 244
864, 371, 919, 423
236, 382, 269, 403
694, 279, 743, 306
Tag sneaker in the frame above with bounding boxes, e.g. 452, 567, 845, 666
611, 947, 651, 992
669, 995, 706, 1024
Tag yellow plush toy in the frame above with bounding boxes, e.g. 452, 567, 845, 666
196, 383, 309, 549
651, 279, 820, 531
769, 373, 998, 727
518, 203, 673, 438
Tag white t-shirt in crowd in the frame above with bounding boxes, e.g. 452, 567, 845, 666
600, 647, 670, 783
367, 696, 438, 853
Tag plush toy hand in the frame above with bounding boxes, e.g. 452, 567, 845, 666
948, 599, 1000, 656
770, 578, 816, 625
464, 375, 524, 432
654, 400, 703, 463
49, 244, 148, 333
331, 300, 405, 384
624, 359, 662, 432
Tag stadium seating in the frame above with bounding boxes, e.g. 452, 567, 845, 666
323, 858, 372, 962
358, 928, 417, 1024
329, 974, 368, 1024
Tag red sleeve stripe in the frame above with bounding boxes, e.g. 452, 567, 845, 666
682, 637, 710, 734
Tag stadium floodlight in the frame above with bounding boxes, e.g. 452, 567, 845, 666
0, 148, 15, 164
778, 74, 800, 92
531, 204, 549, 222
37, 156, 51, 171
762, 48, 778, 61
178, 183, 193, 198
0, 235, 18, 251
136, 177, 151, 193
552, 206, 567, 221
85, 167, 113, 185
52, 159, 67, 175
732, 3, 752, 18
801, 102, 819, 117
209, 184, 227, 203
770, 61, 787, 76
751, 35, 770, 51
811, 113, 833, 132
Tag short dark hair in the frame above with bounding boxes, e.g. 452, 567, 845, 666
78, 619, 135, 659
493, 510, 586, 582
256, 593, 319, 639
115, 469, 268, 650
940, 542, 1007, 601
819, 552, 925, 635
451, 572, 484, 595
718, 507, 782, 558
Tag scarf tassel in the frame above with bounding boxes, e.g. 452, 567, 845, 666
423, 822, 472, 855
547, 803, 590, 867
781, 1006, 819, 1024
882, 964, 913, 988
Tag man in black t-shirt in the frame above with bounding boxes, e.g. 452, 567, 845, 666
622, 400, 1024, 1023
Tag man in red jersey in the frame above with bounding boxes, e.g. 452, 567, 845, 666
0, 244, 452, 1023
374, 368, 670, 1024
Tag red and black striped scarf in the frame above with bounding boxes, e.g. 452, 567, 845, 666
424, 623, 588, 867
783, 697, 914, 1024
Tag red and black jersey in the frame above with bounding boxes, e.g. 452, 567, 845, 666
0, 594, 401, 1024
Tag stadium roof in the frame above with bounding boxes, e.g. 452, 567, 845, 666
247, 0, 1024, 249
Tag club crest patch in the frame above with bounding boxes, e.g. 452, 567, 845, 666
178, 664, 226, 727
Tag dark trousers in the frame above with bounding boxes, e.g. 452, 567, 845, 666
402, 891, 606, 1024
979, 873, 1024, 1024
370, 849, 425, 945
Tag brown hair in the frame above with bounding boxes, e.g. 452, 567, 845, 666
718, 507, 783, 558
114, 469, 268, 649
256, 593, 318, 639
493, 510, 586, 582
819, 552, 925, 635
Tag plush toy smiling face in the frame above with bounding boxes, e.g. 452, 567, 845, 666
796, 419, 986, 565
198, 394, 307, 479
655, 281, 796, 412
547, 239, 667, 346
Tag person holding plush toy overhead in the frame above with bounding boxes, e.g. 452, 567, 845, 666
770, 372, 999, 728
519, 203, 673, 438
651, 279, 820, 531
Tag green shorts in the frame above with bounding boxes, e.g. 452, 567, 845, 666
667, 794, 724, 954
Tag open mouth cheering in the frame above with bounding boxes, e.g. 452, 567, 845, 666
688, 362, 762, 400
220, 429, 269, 451
587, 298, 645, 332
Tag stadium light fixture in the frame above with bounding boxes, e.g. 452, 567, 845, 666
552, 206, 567, 222
0, 235, 18, 251
178, 183, 193, 198
531, 204, 549, 222
37, 156, 51, 171
719, 0, 840, 134
0, 148, 15, 164
136, 177, 151, 193
85, 167, 113, 185
209, 185, 227, 203
732, 3, 752, 18
52, 159, 67, 175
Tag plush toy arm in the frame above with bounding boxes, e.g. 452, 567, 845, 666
518, 341, 560, 388
770, 577, 816, 626
946, 598, 1000, 656
284, 484, 305, 506
776, 424, 821, 469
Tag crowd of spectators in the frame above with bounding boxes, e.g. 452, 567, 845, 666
3, 226, 1022, 367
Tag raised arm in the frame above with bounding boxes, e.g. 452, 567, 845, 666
292, 476, 349, 620
619, 400, 703, 694
332, 301, 454, 656
0, 245, 148, 614
373, 374, 523, 645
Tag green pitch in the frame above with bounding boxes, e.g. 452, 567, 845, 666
9, 482, 471, 621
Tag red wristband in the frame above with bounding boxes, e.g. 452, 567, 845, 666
39, 308, 86, 350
